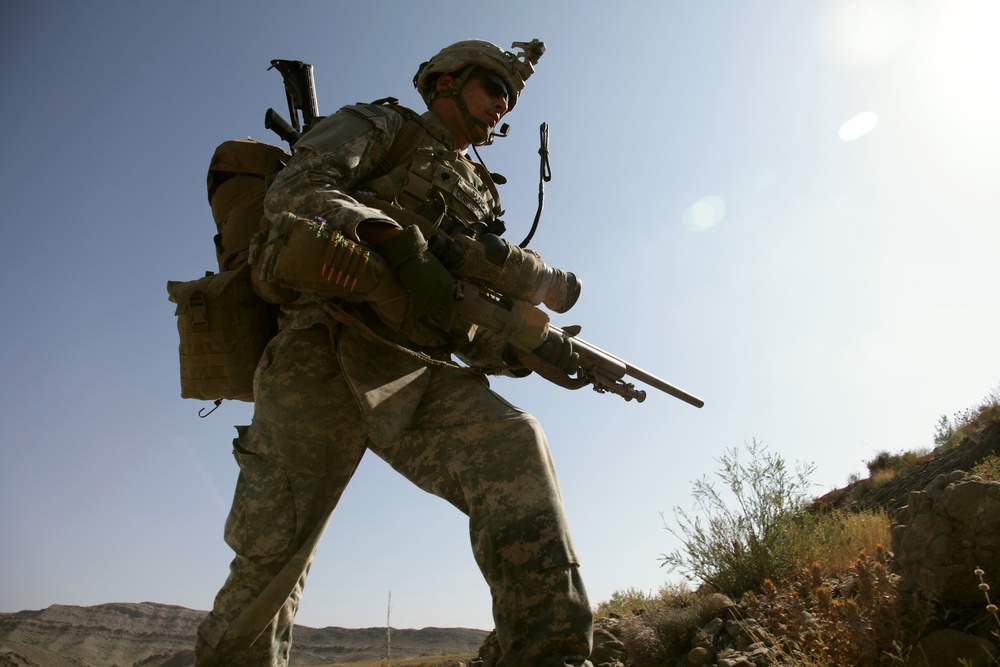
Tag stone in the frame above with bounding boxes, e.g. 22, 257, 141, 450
892, 477, 1000, 609
687, 645, 712, 665
590, 625, 626, 667
701, 616, 725, 636
717, 656, 753, 667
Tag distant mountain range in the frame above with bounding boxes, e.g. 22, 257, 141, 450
0, 602, 489, 667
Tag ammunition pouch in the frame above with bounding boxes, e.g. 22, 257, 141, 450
166, 264, 278, 402
249, 212, 389, 303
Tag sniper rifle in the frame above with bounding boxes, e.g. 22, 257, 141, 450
448, 280, 704, 407
315, 239, 704, 407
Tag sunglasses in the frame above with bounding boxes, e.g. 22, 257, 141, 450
475, 71, 510, 106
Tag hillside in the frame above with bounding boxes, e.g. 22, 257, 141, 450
565, 404, 1000, 667
0, 602, 486, 667
6, 402, 998, 667
815, 413, 1000, 514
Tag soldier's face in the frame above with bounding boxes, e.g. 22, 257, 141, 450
434, 73, 509, 147
462, 73, 509, 135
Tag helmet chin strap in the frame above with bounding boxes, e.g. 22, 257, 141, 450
447, 65, 495, 146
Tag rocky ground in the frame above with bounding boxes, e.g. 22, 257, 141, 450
472, 419, 1000, 667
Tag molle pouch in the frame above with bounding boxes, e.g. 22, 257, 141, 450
251, 212, 389, 302
397, 148, 496, 235
167, 264, 278, 402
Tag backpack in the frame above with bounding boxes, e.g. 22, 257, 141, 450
167, 104, 426, 405
207, 139, 291, 272
165, 139, 289, 404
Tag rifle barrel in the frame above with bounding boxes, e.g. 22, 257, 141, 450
623, 361, 704, 408
553, 326, 704, 408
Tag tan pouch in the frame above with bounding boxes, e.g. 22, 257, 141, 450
253, 212, 389, 301
207, 140, 290, 272
166, 264, 277, 402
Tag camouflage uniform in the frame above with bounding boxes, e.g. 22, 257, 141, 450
195, 103, 593, 666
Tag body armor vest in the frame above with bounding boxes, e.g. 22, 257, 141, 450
349, 103, 505, 242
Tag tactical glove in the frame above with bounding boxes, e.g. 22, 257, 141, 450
529, 336, 579, 375
503, 335, 580, 377
376, 225, 457, 343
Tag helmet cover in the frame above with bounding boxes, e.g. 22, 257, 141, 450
413, 39, 545, 111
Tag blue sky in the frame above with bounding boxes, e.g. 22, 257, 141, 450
2, 0, 998, 633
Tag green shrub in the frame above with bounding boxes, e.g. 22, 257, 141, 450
865, 448, 929, 477
972, 454, 1000, 483
866, 450, 904, 476
933, 414, 965, 450
594, 581, 699, 617
659, 439, 815, 598
595, 587, 658, 617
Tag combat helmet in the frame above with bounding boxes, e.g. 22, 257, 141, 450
413, 39, 544, 144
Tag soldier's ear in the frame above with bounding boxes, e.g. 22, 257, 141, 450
435, 74, 455, 93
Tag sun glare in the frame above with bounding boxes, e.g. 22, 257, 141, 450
819, 0, 1000, 186
925, 2, 1000, 127
816, 0, 911, 68
897, 1, 1000, 187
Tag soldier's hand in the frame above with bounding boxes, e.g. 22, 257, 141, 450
375, 225, 457, 342
530, 335, 579, 375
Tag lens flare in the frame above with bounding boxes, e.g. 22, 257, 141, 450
683, 196, 726, 232
838, 111, 879, 141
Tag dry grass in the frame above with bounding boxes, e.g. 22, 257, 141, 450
868, 467, 900, 486
789, 509, 892, 577
953, 385, 1000, 438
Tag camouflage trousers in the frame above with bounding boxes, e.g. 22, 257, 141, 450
195, 321, 593, 667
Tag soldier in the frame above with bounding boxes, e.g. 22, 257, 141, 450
195, 39, 593, 667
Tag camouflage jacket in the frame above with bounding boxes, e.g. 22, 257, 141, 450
262, 102, 511, 368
